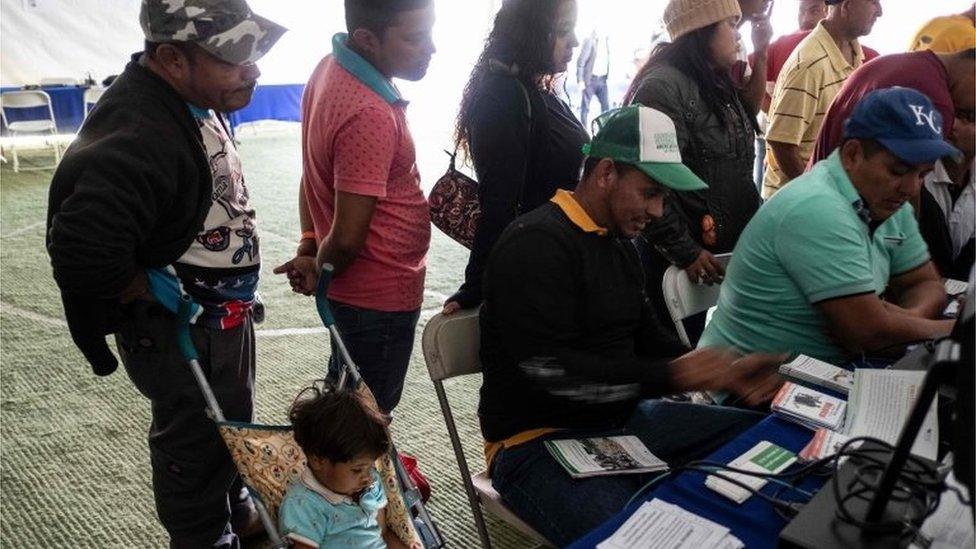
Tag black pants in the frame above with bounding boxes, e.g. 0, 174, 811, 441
580, 75, 610, 126
117, 300, 255, 548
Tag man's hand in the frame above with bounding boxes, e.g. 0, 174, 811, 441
296, 238, 317, 259
119, 270, 151, 303
670, 347, 787, 406
442, 301, 462, 315
750, 12, 773, 54
684, 250, 725, 285
273, 256, 318, 296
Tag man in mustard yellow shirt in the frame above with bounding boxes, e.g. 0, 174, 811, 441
763, 0, 882, 198
909, 3, 976, 53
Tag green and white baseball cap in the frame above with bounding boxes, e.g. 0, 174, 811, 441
583, 105, 708, 191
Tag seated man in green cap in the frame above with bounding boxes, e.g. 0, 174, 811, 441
701, 87, 957, 374
477, 105, 786, 545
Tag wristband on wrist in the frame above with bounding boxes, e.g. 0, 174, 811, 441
300, 231, 316, 242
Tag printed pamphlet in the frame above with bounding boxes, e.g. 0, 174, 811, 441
545, 435, 668, 479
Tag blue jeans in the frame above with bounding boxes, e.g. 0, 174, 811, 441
327, 300, 420, 413
490, 400, 764, 546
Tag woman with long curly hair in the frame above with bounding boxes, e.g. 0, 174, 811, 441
442, 0, 588, 314
625, 0, 764, 344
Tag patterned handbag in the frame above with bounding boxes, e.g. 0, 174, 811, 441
429, 67, 535, 249
428, 150, 481, 249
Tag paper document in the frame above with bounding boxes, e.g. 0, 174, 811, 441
779, 355, 854, 395
597, 499, 743, 549
545, 436, 668, 478
705, 441, 796, 503
846, 369, 938, 460
909, 471, 974, 549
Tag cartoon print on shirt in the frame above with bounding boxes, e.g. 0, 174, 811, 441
197, 226, 232, 251
204, 128, 251, 221
233, 217, 259, 265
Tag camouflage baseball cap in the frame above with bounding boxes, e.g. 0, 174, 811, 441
140, 0, 286, 65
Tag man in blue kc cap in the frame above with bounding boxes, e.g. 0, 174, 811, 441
700, 87, 959, 377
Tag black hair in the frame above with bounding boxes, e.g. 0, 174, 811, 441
841, 137, 885, 158
454, 0, 568, 156
623, 23, 752, 128
289, 383, 390, 463
581, 157, 641, 180
344, 0, 431, 36
144, 40, 199, 64
960, 48, 976, 59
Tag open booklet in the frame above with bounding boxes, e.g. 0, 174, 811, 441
545, 435, 668, 478
846, 369, 938, 461
798, 368, 939, 462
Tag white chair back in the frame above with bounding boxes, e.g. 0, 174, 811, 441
84, 87, 106, 115
39, 77, 77, 86
422, 309, 482, 382
421, 309, 553, 547
1, 90, 54, 110
661, 252, 731, 347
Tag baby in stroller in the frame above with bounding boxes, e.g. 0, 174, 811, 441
280, 383, 418, 549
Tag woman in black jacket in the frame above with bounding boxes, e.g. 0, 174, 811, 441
624, 0, 766, 342
443, 0, 589, 314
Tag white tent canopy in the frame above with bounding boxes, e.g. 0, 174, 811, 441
5, 0, 968, 88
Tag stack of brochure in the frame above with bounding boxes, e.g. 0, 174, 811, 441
771, 382, 846, 431
778, 355, 854, 395
545, 435, 668, 479
598, 499, 743, 549
798, 428, 856, 462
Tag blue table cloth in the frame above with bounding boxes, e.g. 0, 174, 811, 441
568, 416, 826, 549
2, 83, 305, 134
1, 86, 87, 133
227, 83, 303, 128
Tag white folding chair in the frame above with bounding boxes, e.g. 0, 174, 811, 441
422, 310, 553, 548
661, 252, 732, 347
38, 77, 78, 86
0, 90, 61, 172
83, 87, 106, 118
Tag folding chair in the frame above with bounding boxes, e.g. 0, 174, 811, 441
661, 252, 732, 347
0, 90, 61, 172
422, 309, 553, 548
83, 87, 106, 118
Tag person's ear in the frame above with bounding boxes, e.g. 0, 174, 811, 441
839, 139, 863, 172
595, 158, 617, 190
154, 44, 191, 80
350, 28, 383, 57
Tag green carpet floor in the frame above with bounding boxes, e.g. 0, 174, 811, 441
0, 128, 536, 548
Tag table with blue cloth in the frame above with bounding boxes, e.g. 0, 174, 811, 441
1, 83, 304, 134
568, 353, 916, 549
568, 415, 826, 549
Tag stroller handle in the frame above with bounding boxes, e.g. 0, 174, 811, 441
176, 295, 199, 362
315, 263, 337, 328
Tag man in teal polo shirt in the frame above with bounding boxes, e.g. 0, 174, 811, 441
701, 87, 958, 366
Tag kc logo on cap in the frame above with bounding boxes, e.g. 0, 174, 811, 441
909, 104, 942, 135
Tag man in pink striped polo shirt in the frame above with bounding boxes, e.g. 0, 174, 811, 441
275, 0, 435, 413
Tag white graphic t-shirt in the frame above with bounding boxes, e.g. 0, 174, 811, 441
171, 105, 260, 329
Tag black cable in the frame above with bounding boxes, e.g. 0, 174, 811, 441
675, 465, 802, 513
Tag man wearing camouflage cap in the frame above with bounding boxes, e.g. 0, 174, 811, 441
46, 1, 284, 546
